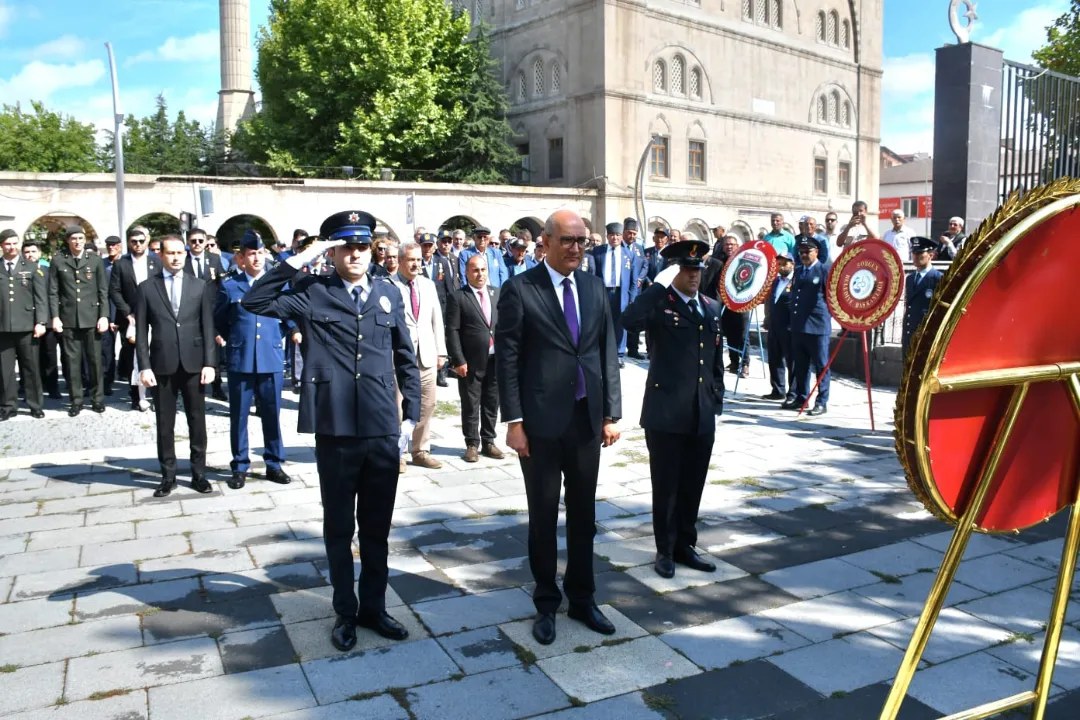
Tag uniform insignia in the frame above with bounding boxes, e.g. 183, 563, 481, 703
378, 295, 391, 313
688, 244, 699, 258
348, 212, 360, 223
812, 277, 820, 285
733, 255, 762, 294
925, 289, 932, 298
664, 308, 673, 314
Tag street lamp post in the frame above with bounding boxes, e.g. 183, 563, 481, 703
105, 42, 126, 238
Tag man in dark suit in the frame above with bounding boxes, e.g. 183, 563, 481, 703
48, 225, 109, 416
902, 236, 944, 353
621, 240, 724, 578
110, 226, 162, 410
185, 227, 227, 400
214, 231, 293, 490
420, 232, 455, 387
136, 236, 217, 497
496, 209, 622, 646
590, 222, 640, 367
782, 236, 832, 416
762, 251, 796, 402
446, 253, 502, 463
243, 210, 421, 654
0, 229, 47, 419
716, 235, 751, 376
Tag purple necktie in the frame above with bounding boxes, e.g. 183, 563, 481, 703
562, 278, 586, 400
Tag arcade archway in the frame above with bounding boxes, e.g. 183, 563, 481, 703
22, 212, 100, 257
128, 212, 180, 240
216, 215, 277, 251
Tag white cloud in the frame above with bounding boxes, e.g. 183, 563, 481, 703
126, 30, 219, 66
978, 2, 1069, 64
882, 53, 936, 101
0, 3, 13, 39
24, 34, 88, 62
0, 60, 106, 105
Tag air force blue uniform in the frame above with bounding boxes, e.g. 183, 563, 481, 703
765, 269, 796, 400
790, 258, 832, 409
215, 271, 290, 474
902, 239, 944, 353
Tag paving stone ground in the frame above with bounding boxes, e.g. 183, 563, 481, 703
1, 357, 1078, 719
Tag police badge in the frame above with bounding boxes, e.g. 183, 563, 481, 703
378, 295, 392, 313
733, 256, 760, 295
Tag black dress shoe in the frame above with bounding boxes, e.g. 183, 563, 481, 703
654, 553, 675, 578
780, 399, 801, 411
356, 610, 409, 641
212, 389, 228, 401
266, 467, 292, 485
760, 392, 785, 400
153, 478, 177, 498
67, 405, 82, 417
30, 409, 44, 419
436, 377, 448, 387
674, 547, 717, 573
48, 391, 63, 400
627, 351, 645, 360
331, 615, 357, 652
0, 410, 9, 421
567, 604, 615, 635
532, 612, 556, 645
91, 402, 106, 413
807, 404, 828, 417
191, 475, 213, 494
227, 472, 246, 490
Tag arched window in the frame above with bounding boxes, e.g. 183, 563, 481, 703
516, 72, 526, 103
755, 0, 766, 24
672, 55, 685, 95
828, 91, 839, 123
770, 0, 782, 28
842, 101, 852, 128
533, 58, 544, 97
828, 11, 839, 45
689, 67, 702, 99
473, 0, 483, 20
817, 95, 828, 123
842, 20, 851, 49
742, 0, 752, 21
551, 62, 561, 94
653, 60, 666, 93
816, 11, 826, 41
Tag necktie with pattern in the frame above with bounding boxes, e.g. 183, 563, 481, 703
409, 280, 419, 318
561, 278, 586, 400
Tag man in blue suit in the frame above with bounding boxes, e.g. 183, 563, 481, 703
215, 230, 293, 490
782, 237, 832, 416
243, 210, 421, 654
458, 226, 509, 288
591, 222, 640, 367
762, 251, 796, 402
902, 236, 944, 353
505, 237, 536, 278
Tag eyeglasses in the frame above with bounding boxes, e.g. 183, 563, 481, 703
189, 237, 205, 244
825, 217, 838, 222
129, 238, 147, 244
207, 243, 217, 248
557, 236, 588, 248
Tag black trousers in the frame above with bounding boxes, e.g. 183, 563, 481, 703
100, 328, 117, 388
61, 326, 102, 405
721, 310, 748, 370
316, 434, 399, 618
0, 331, 42, 413
458, 354, 498, 447
521, 400, 600, 614
645, 429, 714, 555
38, 330, 59, 397
152, 369, 207, 479
767, 327, 795, 399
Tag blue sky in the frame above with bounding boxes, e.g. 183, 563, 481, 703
0, 0, 1072, 155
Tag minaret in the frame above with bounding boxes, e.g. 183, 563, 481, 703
216, 0, 256, 136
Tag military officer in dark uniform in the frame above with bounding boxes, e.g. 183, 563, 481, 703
782, 236, 832, 416
762, 251, 796, 402
48, 225, 109, 416
902, 236, 944, 353
620, 239, 724, 578
242, 210, 421, 653
0, 229, 47, 419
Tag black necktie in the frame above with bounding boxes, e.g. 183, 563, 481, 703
352, 287, 362, 310
688, 298, 701, 316
5, 262, 12, 274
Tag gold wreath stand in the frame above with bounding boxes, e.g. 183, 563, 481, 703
881, 187, 1080, 720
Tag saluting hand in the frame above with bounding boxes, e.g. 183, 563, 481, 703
286, 240, 345, 269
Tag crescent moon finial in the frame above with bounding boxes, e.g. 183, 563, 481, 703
949, 0, 979, 43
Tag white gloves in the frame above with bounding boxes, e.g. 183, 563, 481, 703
286, 239, 345, 270
654, 264, 680, 288
398, 419, 416, 454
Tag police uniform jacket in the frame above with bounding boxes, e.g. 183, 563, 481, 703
620, 283, 725, 435
48, 248, 108, 328
214, 273, 290, 375
241, 262, 421, 438
789, 261, 832, 336
903, 267, 943, 343
0, 257, 47, 332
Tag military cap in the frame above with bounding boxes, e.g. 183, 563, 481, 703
653, 227, 669, 237
622, 217, 639, 232
104, 235, 122, 245
910, 236, 939, 254
776, 249, 794, 262
437, 230, 453, 240
64, 224, 85, 237
473, 226, 491, 236
240, 229, 263, 251
0, 229, 18, 241
418, 233, 437, 244
798, 215, 812, 223
319, 210, 376, 244
605, 222, 623, 235
661, 239, 709, 268
796, 235, 817, 250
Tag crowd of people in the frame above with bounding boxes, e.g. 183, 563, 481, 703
0, 203, 957, 651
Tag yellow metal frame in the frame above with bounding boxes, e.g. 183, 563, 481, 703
883, 184, 1080, 719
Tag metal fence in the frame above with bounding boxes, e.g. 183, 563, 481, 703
1000, 60, 1080, 203
869, 261, 953, 346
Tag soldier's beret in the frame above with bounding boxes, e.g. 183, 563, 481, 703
64, 225, 85, 237
660, 239, 709, 268
622, 218, 639, 232
320, 210, 376, 244
0, 229, 18, 241
240, 229, 263, 251
910, 236, 939, 254
605, 222, 623, 235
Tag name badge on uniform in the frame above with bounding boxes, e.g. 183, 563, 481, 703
812, 277, 820, 285
925, 289, 932, 298
378, 296, 391, 313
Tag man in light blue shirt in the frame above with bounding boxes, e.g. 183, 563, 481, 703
764, 212, 796, 259
458, 227, 509, 288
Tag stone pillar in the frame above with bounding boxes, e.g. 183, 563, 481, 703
930, 43, 1004, 238
216, 0, 256, 137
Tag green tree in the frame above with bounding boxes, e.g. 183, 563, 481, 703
435, 25, 518, 184
0, 102, 102, 172
101, 95, 216, 175
1033, 0, 1080, 75
236, 0, 514, 180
